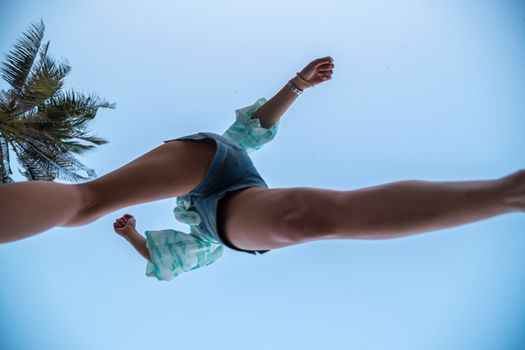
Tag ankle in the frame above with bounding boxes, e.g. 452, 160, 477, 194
495, 169, 525, 212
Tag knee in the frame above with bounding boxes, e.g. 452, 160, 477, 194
275, 188, 340, 244
59, 183, 99, 227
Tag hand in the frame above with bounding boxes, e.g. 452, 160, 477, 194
297, 56, 335, 89
113, 213, 137, 238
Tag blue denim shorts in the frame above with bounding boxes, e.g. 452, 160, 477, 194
163, 132, 270, 255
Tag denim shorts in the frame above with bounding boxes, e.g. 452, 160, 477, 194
163, 132, 270, 255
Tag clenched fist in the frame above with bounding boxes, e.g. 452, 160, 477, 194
113, 213, 136, 237
297, 56, 335, 89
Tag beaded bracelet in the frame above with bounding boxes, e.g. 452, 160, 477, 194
296, 72, 314, 88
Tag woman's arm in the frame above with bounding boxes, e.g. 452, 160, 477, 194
123, 228, 152, 263
251, 56, 335, 128
113, 214, 152, 263
252, 76, 308, 128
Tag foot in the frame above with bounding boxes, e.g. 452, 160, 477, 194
498, 169, 525, 212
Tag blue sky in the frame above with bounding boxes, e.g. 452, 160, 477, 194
1, 0, 524, 349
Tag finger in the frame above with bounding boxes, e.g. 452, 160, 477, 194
313, 57, 333, 67
311, 75, 331, 84
318, 65, 334, 72
316, 72, 332, 78
313, 60, 329, 68
318, 72, 333, 79
311, 58, 329, 68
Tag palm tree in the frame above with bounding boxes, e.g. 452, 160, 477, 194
0, 19, 114, 184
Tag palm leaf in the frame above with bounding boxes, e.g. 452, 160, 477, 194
44, 89, 115, 119
2, 89, 113, 147
13, 41, 72, 116
37, 89, 114, 144
12, 143, 55, 181
0, 19, 45, 95
12, 136, 97, 182
0, 135, 15, 183
0, 90, 18, 120
0, 90, 9, 113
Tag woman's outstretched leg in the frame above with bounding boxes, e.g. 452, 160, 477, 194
219, 170, 525, 251
328, 176, 517, 240
0, 139, 217, 244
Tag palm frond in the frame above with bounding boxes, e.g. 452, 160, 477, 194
38, 89, 114, 143
13, 144, 55, 181
0, 19, 45, 94
12, 136, 97, 182
69, 134, 109, 146
12, 123, 106, 156
0, 89, 17, 116
2, 89, 113, 146
0, 90, 9, 113
0, 135, 15, 183
0, 110, 14, 124
12, 42, 72, 115
44, 89, 115, 119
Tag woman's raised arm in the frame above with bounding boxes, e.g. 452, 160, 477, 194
251, 56, 334, 128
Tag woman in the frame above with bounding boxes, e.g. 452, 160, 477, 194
1, 56, 524, 281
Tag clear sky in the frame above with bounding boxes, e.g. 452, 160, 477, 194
1, 0, 524, 349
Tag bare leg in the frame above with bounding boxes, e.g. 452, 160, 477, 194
0, 139, 217, 244
203, 170, 525, 251
0, 181, 87, 243
326, 171, 523, 240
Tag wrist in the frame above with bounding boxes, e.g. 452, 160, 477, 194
290, 76, 310, 91
123, 227, 139, 240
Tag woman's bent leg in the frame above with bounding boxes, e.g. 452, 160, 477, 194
0, 139, 217, 243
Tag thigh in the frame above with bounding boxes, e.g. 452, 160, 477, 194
77, 139, 217, 222
220, 186, 342, 251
